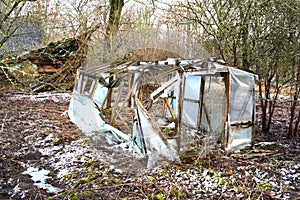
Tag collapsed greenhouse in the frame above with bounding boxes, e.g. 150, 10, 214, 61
68, 57, 258, 167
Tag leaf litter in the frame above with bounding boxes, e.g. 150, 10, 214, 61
0, 91, 299, 199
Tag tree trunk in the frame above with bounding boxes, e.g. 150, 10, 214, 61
288, 64, 300, 138
241, 23, 250, 69
258, 80, 266, 132
106, 0, 124, 39
105, 0, 124, 109
295, 64, 300, 137
294, 110, 300, 136
288, 94, 298, 139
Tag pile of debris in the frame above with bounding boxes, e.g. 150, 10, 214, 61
1, 37, 84, 92
68, 55, 258, 167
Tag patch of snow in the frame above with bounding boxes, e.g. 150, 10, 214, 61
10, 179, 20, 197
255, 142, 277, 147
39, 145, 63, 156
22, 167, 61, 194
29, 93, 71, 103
8, 92, 71, 103
43, 138, 111, 178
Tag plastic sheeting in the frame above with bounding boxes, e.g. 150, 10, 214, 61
182, 75, 201, 128
133, 107, 178, 168
93, 83, 108, 107
68, 59, 258, 168
68, 91, 130, 144
229, 67, 255, 123
69, 73, 179, 167
226, 67, 257, 151
179, 73, 226, 151
68, 92, 106, 134
177, 67, 255, 152
200, 75, 226, 136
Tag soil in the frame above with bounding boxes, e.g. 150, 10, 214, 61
0, 89, 299, 199
0, 91, 79, 199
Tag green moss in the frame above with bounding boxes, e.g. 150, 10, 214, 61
114, 178, 123, 184
81, 177, 90, 183
156, 193, 165, 200
37, 132, 47, 137
258, 182, 272, 190
86, 159, 94, 167
167, 189, 187, 198
148, 175, 157, 184
188, 146, 201, 152
102, 172, 109, 177
213, 171, 229, 186
177, 190, 187, 198
79, 190, 94, 198
70, 193, 80, 200
53, 136, 67, 145
64, 189, 74, 195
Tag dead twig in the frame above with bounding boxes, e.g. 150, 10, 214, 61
1, 111, 8, 132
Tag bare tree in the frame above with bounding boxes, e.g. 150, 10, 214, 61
31, 0, 108, 43
167, 0, 300, 136
0, 0, 41, 56
106, 0, 124, 37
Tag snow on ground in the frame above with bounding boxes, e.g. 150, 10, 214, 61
0, 92, 299, 199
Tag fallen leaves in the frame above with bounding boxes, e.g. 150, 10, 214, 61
0, 92, 299, 199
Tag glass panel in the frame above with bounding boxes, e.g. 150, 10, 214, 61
83, 78, 94, 96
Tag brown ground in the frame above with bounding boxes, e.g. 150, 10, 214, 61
0, 87, 299, 199
0, 91, 80, 199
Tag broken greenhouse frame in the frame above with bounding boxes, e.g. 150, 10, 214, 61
68, 58, 258, 167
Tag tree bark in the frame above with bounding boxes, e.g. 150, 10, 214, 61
288, 63, 300, 138
106, 0, 124, 38
258, 78, 267, 132
105, 0, 124, 109
294, 110, 300, 136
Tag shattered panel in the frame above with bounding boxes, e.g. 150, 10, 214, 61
68, 59, 257, 167
134, 107, 178, 167
68, 92, 106, 135
93, 82, 108, 107
200, 75, 226, 137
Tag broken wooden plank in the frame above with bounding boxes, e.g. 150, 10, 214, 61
164, 97, 176, 121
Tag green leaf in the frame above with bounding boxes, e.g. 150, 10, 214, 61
156, 193, 165, 200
